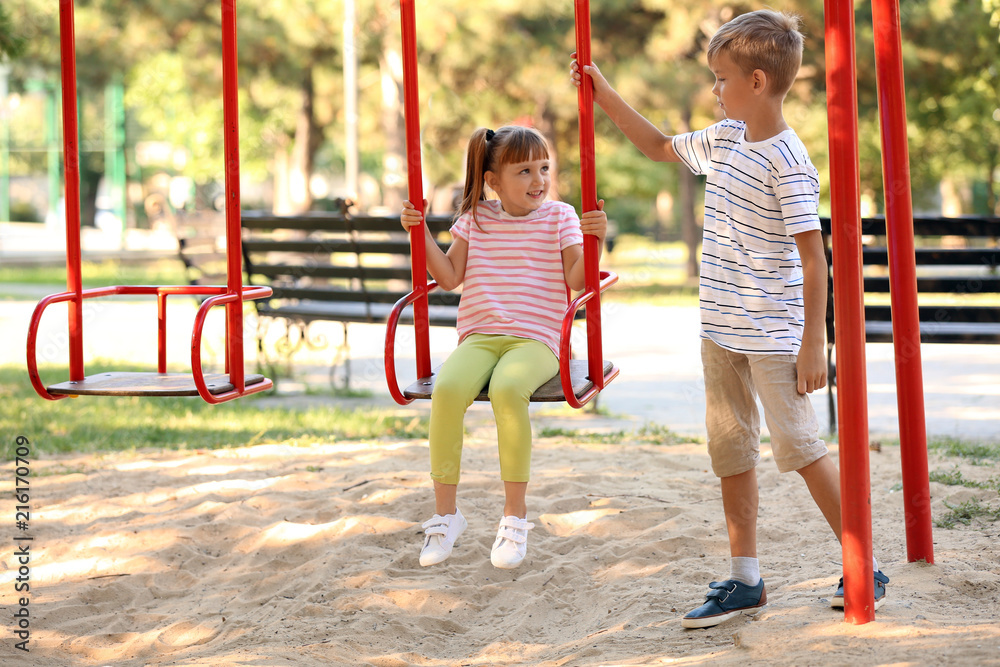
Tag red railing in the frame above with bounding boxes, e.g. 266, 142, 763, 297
26, 285, 273, 403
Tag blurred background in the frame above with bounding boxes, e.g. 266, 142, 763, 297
0, 0, 998, 275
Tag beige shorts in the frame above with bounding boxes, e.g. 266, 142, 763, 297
701, 338, 827, 478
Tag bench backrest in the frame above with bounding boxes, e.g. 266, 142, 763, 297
241, 209, 458, 309
176, 214, 229, 286
820, 216, 1000, 343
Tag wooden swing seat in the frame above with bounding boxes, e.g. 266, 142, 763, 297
402, 359, 617, 402
46, 372, 267, 397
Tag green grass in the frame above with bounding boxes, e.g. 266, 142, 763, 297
0, 259, 188, 289
934, 498, 1000, 529
1, 362, 428, 458
927, 436, 1000, 464
602, 235, 699, 306
929, 466, 1000, 492
926, 438, 1000, 530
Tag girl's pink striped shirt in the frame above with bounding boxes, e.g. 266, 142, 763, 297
450, 199, 583, 357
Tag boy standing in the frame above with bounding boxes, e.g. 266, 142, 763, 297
572, 9, 887, 628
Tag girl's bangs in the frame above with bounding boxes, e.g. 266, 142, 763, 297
500, 129, 549, 165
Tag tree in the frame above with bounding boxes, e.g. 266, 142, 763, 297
0, 4, 27, 60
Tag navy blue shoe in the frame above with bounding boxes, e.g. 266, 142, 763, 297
681, 578, 767, 629
830, 570, 889, 610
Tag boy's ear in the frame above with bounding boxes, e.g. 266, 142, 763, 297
752, 69, 768, 95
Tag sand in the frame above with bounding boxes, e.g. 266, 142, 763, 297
2, 408, 999, 667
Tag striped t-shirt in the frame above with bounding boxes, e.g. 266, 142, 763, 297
673, 119, 821, 354
450, 199, 583, 357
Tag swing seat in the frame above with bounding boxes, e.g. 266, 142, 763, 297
403, 359, 618, 402
27, 284, 274, 404
46, 372, 268, 397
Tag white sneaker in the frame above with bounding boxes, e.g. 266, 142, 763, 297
419, 508, 467, 567
490, 515, 535, 569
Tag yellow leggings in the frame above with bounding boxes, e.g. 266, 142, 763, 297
429, 334, 559, 485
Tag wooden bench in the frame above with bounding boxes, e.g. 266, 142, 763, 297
821, 215, 1000, 429
176, 213, 228, 290
239, 207, 458, 387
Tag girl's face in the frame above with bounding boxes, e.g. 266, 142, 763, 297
485, 157, 551, 217
709, 51, 758, 121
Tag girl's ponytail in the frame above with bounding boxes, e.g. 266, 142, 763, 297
457, 127, 491, 228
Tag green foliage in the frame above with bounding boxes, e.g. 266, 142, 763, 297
601, 235, 699, 305
0, 259, 187, 288
935, 498, 1000, 529
927, 436, 1000, 463
929, 466, 1000, 492
1, 363, 428, 457
3, 0, 999, 217
0, 4, 27, 59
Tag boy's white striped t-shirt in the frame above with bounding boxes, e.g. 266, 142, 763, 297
672, 119, 821, 354
450, 199, 583, 357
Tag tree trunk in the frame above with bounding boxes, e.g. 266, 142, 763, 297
288, 67, 322, 213
987, 149, 998, 215
379, 38, 406, 211
678, 105, 699, 279
272, 139, 292, 215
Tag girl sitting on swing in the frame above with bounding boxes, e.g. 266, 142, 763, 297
401, 124, 607, 569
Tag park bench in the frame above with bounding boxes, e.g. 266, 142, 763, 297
176, 214, 229, 290
821, 215, 1000, 430
237, 205, 459, 387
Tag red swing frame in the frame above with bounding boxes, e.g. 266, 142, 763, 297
25, 0, 272, 404
383, 0, 618, 409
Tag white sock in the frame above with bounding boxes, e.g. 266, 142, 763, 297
730, 557, 761, 586
873, 555, 879, 572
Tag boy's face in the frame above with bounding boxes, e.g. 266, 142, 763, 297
709, 52, 759, 122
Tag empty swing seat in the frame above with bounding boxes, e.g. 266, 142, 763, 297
45, 372, 267, 397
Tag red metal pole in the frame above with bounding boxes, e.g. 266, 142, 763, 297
399, 0, 431, 379
824, 0, 875, 623
58, 0, 84, 381
871, 0, 933, 564
158, 293, 168, 373
220, 0, 244, 391
573, 0, 604, 390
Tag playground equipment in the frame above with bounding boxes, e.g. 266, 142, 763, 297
26, 0, 272, 404
384, 0, 618, 409
25, 0, 933, 625
826, 0, 933, 623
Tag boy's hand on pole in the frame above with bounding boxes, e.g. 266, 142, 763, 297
570, 53, 611, 102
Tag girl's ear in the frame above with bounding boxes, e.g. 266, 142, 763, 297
484, 170, 499, 193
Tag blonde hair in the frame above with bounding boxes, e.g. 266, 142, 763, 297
707, 9, 804, 98
457, 125, 550, 228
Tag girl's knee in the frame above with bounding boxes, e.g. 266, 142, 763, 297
487, 377, 531, 408
432, 376, 478, 406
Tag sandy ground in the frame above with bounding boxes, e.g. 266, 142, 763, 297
3, 296, 1000, 665
1, 419, 999, 665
